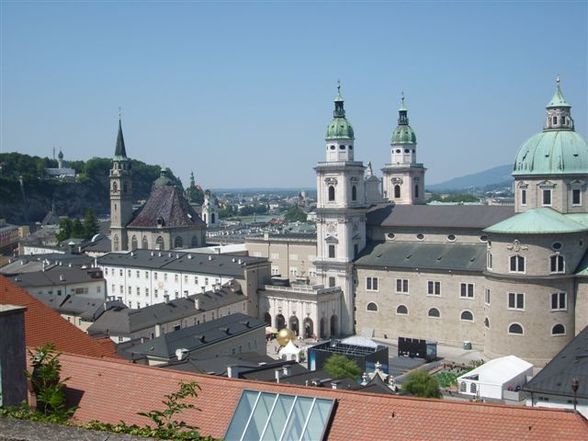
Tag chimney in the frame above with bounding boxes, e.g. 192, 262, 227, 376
274, 369, 281, 383
331, 381, 340, 390
154, 323, 162, 338
201, 286, 206, 294
164, 294, 170, 304
194, 298, 200, 310
208, 255, 213, 261
282, 365, 291, 377
59, 274, 64, 281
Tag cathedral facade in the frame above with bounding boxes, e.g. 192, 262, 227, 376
254, 79, 588, 366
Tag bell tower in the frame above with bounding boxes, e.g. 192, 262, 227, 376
314, 83, 367, 336
382, 95, 426, 204
110, 118, 133, 251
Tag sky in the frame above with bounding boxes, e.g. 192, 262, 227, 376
1, 1, 586, 189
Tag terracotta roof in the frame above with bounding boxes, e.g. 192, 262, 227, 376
0, 275, 119, 359
127, 185, 205, 229
59, 353, 588, 440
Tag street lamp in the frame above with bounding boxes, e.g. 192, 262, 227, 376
571, 377, 579, 412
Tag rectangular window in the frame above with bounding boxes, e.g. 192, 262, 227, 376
550, 255, 564, 273
551, 292, 567, 311
427, 281, 441, 295
508, 292, 525, 310
328, 245, 336, 258
328, 277, 336, 288
128, 270, 131, 277
136, 287, 140, 295
154, 289, 158, 298
154, 272, 158, 280
164, 273, 168, 281
194, 276, 198, 284
145, 271, 149, 279
396, 279, 409, 294
366, 277, 379, 291
174, 274, 179, 282
542, 189, 552, 206
521, 189, 527, 206
460, 283, 474, 298
205, 277, 209, 285
128, 286, 132, 295
145, 288, 149, 297
119, 269, 123, 276
485, 288, 491, 305
510, 255, 525, 273
136, 270, 140, 278
487, 252, 493, 269
119, 285, 123, 294
111, 284, 115, 293
572, 189, 581, 206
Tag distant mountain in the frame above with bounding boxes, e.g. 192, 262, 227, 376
427, 164, 513, 192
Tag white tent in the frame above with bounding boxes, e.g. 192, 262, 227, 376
457, 355, 533, 400
279, 340, 302, 362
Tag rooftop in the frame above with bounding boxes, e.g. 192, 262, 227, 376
57, 353, 588, 440
367, 204, 514, 229
98, 249, 268, 277
355, 241, 486, 273
0, 275, 119, 358
484, 208, 588, 234
9, 267, 104, 288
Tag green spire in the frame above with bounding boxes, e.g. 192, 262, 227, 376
547, 75, 571, 108
325, 81, 354, 140
114, 118, 128, 159
190, 171, 195, 188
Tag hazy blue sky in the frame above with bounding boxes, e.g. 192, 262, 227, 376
1, 1, 586, 189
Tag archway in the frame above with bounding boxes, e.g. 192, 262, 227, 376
330, 315, 338, 337
264, 312, 272, 326
276, 314, 286, 330
303, 317, 314, 339
289, 316, 300, 336
319, 317, 327, 339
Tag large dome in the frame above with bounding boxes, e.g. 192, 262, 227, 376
513, 130, 588, 176
326, 117, 354, 140
391, 125, 417, 144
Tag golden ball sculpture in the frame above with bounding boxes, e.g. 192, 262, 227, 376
276, 328, 295, 346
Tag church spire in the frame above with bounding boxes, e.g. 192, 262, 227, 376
333, 80, 346, 118
397, 93, 409, 126
114, 118, 127, 159
544, 76, 574, 131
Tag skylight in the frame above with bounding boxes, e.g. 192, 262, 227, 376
224, 390, 335, 441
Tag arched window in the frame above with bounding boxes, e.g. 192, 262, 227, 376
509, 255, 525, 273
484, 317, 490, 328
112, 181, 118, 192
508, 323, 524, 335
428, 308, 440, 318
352, 185, 357, 201
328, 186, 335, 202
459, 382, 467, 393
155, 236, 164, 250
367, 302, 378, 312
394, 185, 401, 198
470, 383, 477, 394
174, 236, 183, 248
112, 234, 119, 251
552, 324, 565, 335
141, 236, 148, 249
211, 213, 216, 224
191, 235, 199, 247
131, 236, 138, 250
460, 310, 473, 321
396, 305, 408, 315
415, 184, 419, 199
550, 254, 564, 273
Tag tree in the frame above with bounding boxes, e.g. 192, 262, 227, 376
323, 354, 362, 380
284, 205, 307, 222
402, 370, 442, 398
70, 218, 84, 239
55, 218, 73, 243
83, 208, 99, 239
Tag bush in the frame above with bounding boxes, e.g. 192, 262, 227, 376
403, 370, 442, 398
323, 354, 361, 380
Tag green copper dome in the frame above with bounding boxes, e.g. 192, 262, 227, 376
325, 85, 355, 140
390, 97, 416, 144
513, 130, 588, 176
513, 80, 588, 176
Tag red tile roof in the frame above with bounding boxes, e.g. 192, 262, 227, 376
0, 275, 119, 359
59, 353, 588, 440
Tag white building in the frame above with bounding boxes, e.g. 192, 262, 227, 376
458, 355, 533, 400
97, 249, 270, 313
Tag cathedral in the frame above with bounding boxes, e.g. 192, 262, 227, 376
109, 120, 206, 252
250, 78, 588, 366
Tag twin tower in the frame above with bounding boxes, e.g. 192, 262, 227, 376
314, 85, 426, 334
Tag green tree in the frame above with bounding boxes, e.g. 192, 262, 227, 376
83, 208, 99, 239
55, 218, 73, 242
284, 205, 307, 222
71, 218, 84, 238
402, 370, 442, 398
186, 186, 204, 205
323, 354, 362, 380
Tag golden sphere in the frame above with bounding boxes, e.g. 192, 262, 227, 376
276, 328, 295, 346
